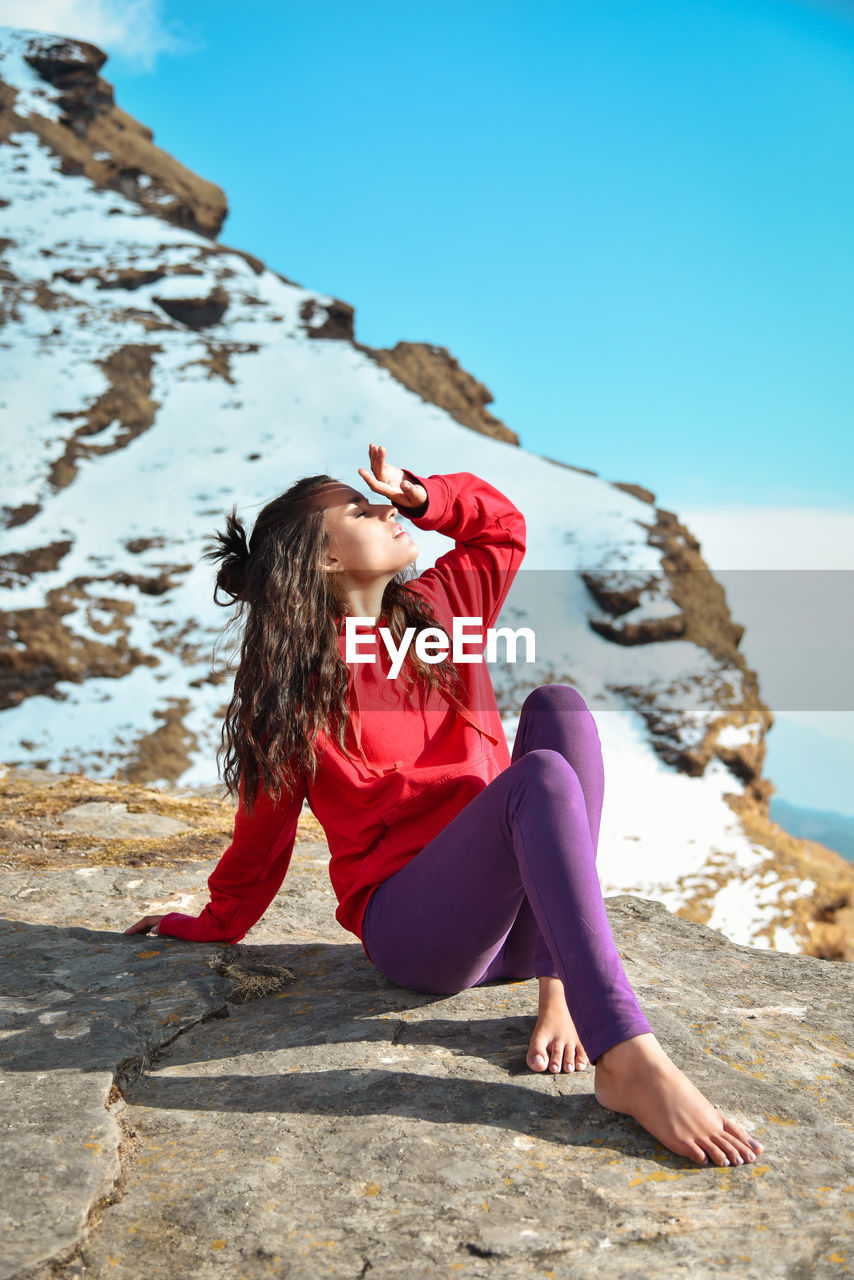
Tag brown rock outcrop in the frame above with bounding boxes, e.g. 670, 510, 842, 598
0, 584, 158, 711
296, 297, 522, 444
299, 295, 357, 342
47, 343, 162, 494
151, 285, 229, 330
725, 789, 854, 961
1, 31, 523, 451
586, 500, 773, 801
0, 33, 227, 238
357, 339, 520, 445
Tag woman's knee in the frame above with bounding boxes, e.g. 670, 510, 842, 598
522, 683, 592, 718
511, 747, 581, 800
507, 752, 591, 856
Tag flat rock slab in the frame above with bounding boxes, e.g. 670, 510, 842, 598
0, 918, 236, 1280
2, 850, 853, 1279
56, 801, 191, 840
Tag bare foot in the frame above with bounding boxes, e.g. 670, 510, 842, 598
594, 1032, 765, 1166
527, 976, 590, 1074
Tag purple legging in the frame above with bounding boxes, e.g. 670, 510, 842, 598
360, 683, 653, 1064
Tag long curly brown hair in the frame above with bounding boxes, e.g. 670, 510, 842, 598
204, 473, 466, 813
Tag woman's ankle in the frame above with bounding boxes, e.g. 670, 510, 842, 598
595, 1031, 660, 1071
536, 975, 565, 1008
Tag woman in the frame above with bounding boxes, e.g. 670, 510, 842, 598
127, 442, 764, 1168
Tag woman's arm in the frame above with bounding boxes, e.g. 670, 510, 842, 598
357, 441, 526, 636
126, 773, 307, 944
397, 467, 527, 636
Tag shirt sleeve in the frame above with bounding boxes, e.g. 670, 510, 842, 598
156, 771, 307, 944
398, 467, 526, 636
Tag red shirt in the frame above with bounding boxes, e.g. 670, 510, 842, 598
157, 467, 526, 951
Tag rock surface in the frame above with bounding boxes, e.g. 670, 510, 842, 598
2, 774, 852, 1279
56, 799, 191, 839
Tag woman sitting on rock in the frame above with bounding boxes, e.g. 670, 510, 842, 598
127, 442, 764, 1168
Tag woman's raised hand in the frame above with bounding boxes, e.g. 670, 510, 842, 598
124, 913, 166, 936
357, 443, 428, 510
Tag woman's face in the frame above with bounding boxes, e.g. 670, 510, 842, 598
318, 481, 419, 576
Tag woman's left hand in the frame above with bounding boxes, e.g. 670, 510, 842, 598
124, 913, 166, 935
358, 443, 428, 510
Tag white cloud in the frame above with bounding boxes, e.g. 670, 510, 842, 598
0, 1, 198, 71
678, 505, 854, 571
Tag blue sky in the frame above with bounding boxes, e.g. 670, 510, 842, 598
5, 0, 854, 816
7, 0, 851, 509
89, 0, 854, 512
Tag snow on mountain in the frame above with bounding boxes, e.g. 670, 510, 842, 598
2, 27, 852, 959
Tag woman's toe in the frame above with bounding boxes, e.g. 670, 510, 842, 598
560, 1044, 576, 1073
723, 1115, 762, 1154
703, 1137, 733, 1167
683, 1140, 710, 1165
527, 1034, 549, 1072
728, 1134, 755, 1162
715, 1117, 758, 1164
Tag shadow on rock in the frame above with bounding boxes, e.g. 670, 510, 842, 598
123, 1065, 626, 1155
1, 919, 540, 1080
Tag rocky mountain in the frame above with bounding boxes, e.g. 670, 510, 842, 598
1, 27, 852, 959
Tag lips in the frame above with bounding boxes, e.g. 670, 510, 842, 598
392, 525, 406, 539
